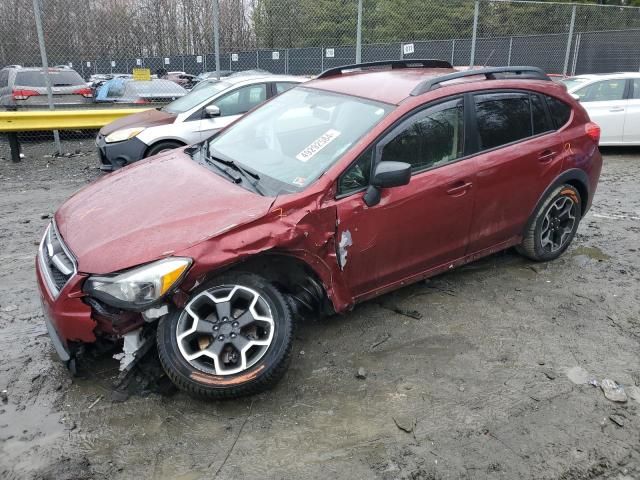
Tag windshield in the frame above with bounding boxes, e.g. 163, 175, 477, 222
15, 70, 85, 87
561, 77, 590, 91
164, 81, 230, 113
208, 87, 393, 192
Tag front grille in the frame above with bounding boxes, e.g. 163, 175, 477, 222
39, 222, 76, 297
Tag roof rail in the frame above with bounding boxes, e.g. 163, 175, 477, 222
317, 59, 453, 79
410, 66, 551, 96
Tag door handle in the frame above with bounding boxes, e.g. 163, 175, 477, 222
446, 181, 473, 196
609, 107, 625, 112
538, 150, 556, 163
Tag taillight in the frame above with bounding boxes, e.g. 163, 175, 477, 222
73, 87, 93, 98
12, 89, 40, 100
133, 98, 148, 104
585, 122, 601, 144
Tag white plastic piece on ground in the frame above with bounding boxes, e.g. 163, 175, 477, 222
114, 328, 146, 372
600, 378, 627, 403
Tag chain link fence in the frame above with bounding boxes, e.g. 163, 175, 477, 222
2, 0, 640, 160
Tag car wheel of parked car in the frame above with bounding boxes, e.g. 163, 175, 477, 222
518, 184, 581, 262
145, 141, 184, 158
157, 272, 294, 399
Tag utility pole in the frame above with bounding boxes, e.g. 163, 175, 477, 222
32, 0, 62, 154
356, 0, 363, 63
212, 0, 221, 79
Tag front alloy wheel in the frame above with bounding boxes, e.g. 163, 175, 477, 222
157, 272, 294, 399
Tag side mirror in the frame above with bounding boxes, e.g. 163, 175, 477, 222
363, 161, 411, 207
570, 93, 581, 102
205, 105, 221, 117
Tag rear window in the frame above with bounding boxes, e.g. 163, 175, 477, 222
474, 92, 532, 150
545, 96, 572, 129
15, 70, 84, 87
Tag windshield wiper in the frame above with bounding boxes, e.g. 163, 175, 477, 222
204, 146, 267, 195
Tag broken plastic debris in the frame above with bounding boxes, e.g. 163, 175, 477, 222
600, 378, 627, 403
589, 379, 599, 388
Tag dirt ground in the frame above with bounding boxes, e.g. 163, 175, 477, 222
0, 140, 639, 480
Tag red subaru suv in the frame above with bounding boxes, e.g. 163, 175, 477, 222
36, 61, 602, 398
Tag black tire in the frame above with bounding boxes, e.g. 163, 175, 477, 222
517, 184, 581, 262
157, 272, 294, 399
145, 140, 184, 158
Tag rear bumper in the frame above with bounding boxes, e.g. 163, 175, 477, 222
96, 134, 148, 171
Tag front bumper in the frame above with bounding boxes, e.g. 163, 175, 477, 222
96, 133, 148, 171
36, 259, 96, 361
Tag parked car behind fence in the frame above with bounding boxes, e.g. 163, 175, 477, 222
95, 77, 186, 105
562, 72, 640, 146
96, 74, 304, 170
0, 66, 93, 108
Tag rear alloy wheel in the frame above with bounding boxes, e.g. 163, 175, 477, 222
157, 272, 293, 399
518, 184, 581, 262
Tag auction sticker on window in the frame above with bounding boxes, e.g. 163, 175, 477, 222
296, 129, 341, 162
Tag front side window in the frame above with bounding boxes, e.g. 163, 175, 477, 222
381, 98, 464, 172
475, 92, 532, 150
574, 79, 626, 102
339, 148, 373, 195
213, 84, 267, 116
208, 87, 392, 191
162, 81, 231, 114
276, 82, 298, 94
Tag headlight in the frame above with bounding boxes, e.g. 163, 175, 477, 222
104, 127, 145, 143
84, 257, 191, 309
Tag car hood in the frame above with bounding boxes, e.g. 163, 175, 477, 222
56, 150, 274, 274
99, 108, 176, 136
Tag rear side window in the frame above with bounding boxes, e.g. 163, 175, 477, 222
545, 96, 572, 129
531, 94, 553, 135
0, 70, 8, 88
15, 70, 84, 87
632, 79, 640, 99
474, 92, 531, 150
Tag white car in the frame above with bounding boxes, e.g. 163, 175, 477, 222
562, 72, 640, 146
96, 74, 305, 170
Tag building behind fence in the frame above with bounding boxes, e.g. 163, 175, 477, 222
2, 0, 640, 157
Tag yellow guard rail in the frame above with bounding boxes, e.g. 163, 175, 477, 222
0, 108, 149, 133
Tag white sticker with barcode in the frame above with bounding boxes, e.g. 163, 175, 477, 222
296, 129, 341, 162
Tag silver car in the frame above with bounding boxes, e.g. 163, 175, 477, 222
96, 74, 305, 170
0, 66, 93, 108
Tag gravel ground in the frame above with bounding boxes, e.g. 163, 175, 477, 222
0, 142, 639, 480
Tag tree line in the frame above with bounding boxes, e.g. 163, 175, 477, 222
1, 0, 639, 65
